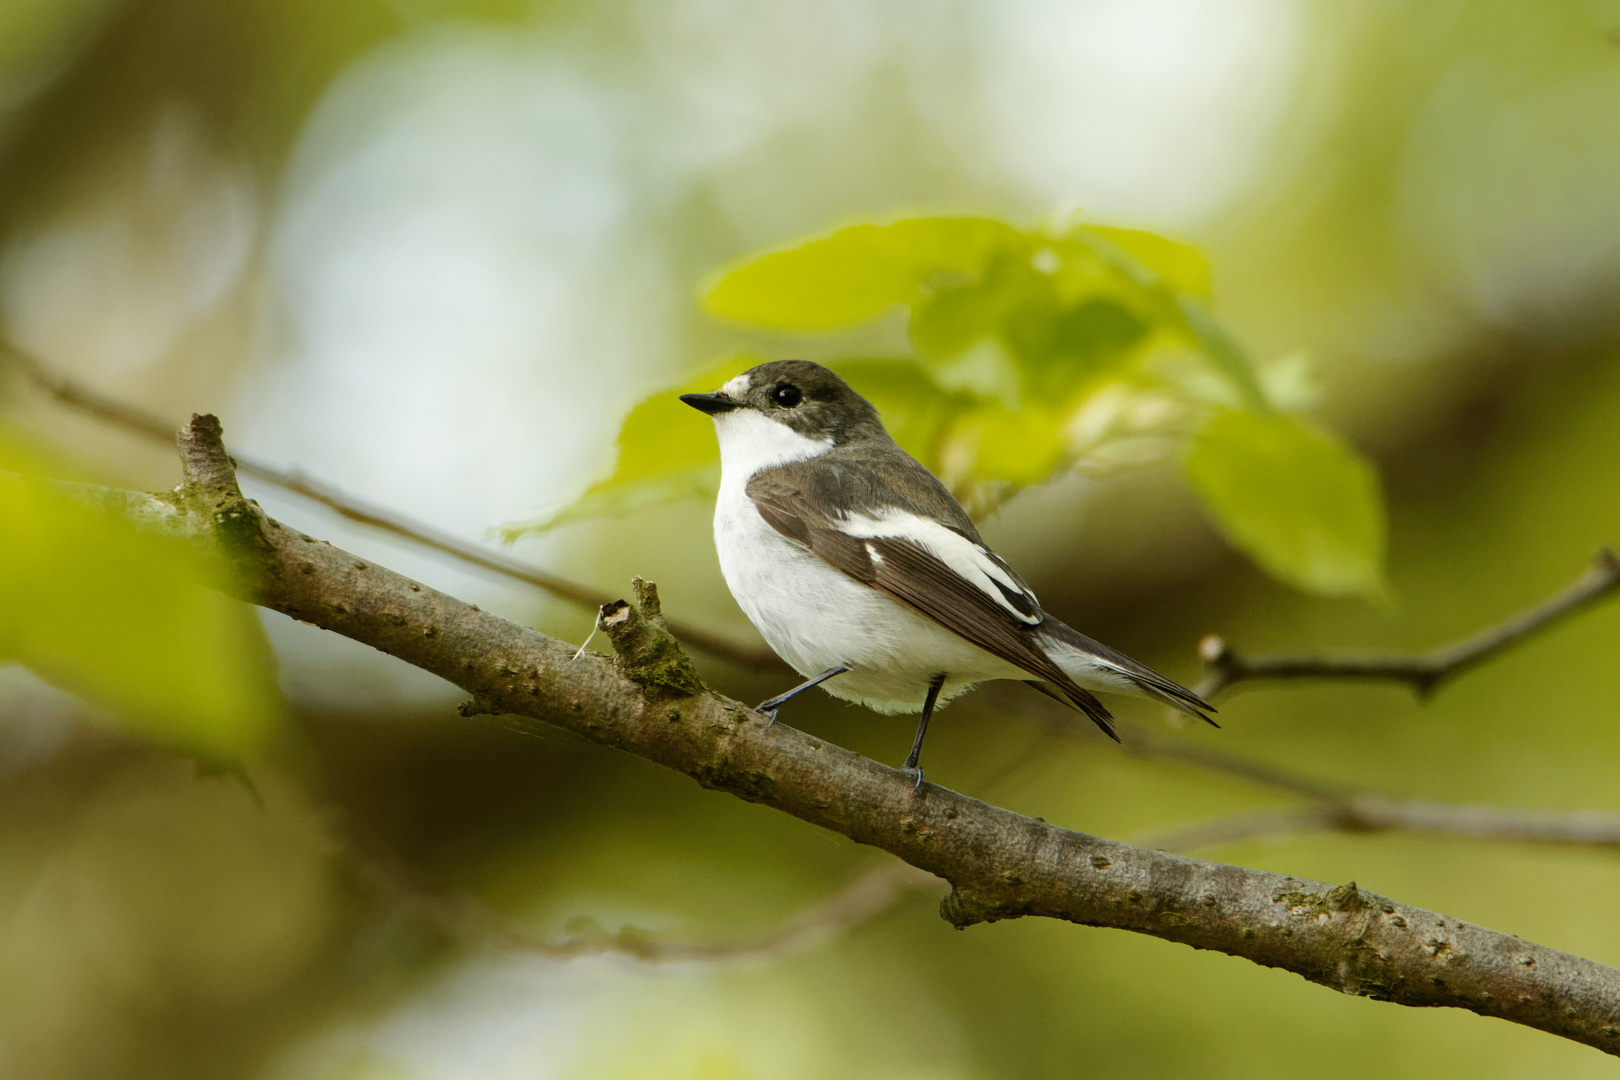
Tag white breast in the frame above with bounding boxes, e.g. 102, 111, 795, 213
707, 411, 1024, 713
711, 408, 832, 480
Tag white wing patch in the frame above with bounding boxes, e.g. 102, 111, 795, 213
838, 507, 1042, 624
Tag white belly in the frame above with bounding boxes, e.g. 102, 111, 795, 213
714, 484, 1026, 713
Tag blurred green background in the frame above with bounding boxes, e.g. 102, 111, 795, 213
5, 0, 1620, 1076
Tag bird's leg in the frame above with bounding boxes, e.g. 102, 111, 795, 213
902, 673, 948, 790
755, 666, 849, 726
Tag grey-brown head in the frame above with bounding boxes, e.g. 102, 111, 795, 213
680, 360, 888, 446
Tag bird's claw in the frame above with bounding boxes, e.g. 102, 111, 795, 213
902, 766, 926, 793
756, 707, 779, 728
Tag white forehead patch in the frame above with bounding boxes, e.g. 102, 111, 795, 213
720, 373, 753, 398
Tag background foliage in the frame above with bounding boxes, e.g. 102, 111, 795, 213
529, 216, 1388, 597
3, 1, 1620, 1078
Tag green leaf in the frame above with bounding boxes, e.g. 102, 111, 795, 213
822, 359, 973, 471
910, 248, 1149, 405
500, 355, 754, 537
1075, 225, 1213, 301
1184, 409, 1387, 598
702, 217, 1022, 330
909, 281, 1003, 362
939, 400, 1070, 491
525, 213, 1387, 542
505, 466, 721, 539
1009, 295, 1149, 399
1069, 226, 1269, 413
1174, 299, 1273, 416
505, 356, 999, 536
0, 468, 282, 757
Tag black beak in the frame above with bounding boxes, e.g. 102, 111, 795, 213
680, 392, 741, 416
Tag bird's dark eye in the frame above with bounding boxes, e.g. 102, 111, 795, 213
772, 383, 803, 408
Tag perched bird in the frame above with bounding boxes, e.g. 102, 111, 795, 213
682, 360, 1214, 780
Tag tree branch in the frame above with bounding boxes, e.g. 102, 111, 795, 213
147, 414, 1620, 1056
1, 341, 776, 669
350, 830, 937, 964
1125, 733, 1620, 854
1139, 797, 1620, 856
1192, 548, 1620, 700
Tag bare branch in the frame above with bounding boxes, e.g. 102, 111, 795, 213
2, 342, 776, 669
1139, 797, 1620, 855
1124, 731, 1620, 855
140, 414, 1620, 1056
1134, 809, 1312, 853
1125, 733, 1348, 801
1193, 548, 1620, 700
351, 831, 937, 964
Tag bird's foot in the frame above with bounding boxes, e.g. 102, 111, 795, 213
755, 706, 780, 728
901, 766, 926, 793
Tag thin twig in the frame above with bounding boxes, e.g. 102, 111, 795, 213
982, 714, 1620, 856
1122, 730, 1620, 855
0, 341, 776, 669
1137, 797, 1620, 855
1134, 809, 1310, 853
973, 706, 1620, 856
1124, 732, 1348, 801
347, 824, 936, 965
1192, 548, 1620, 700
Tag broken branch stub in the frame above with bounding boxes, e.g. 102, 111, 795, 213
599, 580, 706, 699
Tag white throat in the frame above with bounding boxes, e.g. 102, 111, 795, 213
712, 409, 833, 491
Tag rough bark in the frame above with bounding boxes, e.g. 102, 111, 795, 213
147, 415, 1620, 1055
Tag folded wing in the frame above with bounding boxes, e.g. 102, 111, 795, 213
747, 460, 1123, 739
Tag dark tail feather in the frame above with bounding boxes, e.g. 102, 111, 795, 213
1023, 681, 1120, 742
1130, 678, 1220, 728
1038, 619, 1217, 727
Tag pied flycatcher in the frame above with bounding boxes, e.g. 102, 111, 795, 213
682, 360, 1214, 778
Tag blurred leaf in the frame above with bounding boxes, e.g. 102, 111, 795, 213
702, 217, 1021, 330
505, 356, 1002, 538
1014, 296, 1150, 399
1175, 300, 1273, 415
529, 214, 1387, 582
909, 280, 1002, 361
0, 421, 102, 480
0, 468, 281, 756
1069, 226, 1268, 412
0, 0, 116, 89
822, 358, 973, 470
1075, 225, 1213, 301
910, 241, 1150, 401
501, 356, 755, 537
941, 400, 1069, 490
1184, 409, 1387, 598
507, 466, 721, 539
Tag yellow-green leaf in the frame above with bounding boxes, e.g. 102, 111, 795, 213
0, 468, 282, 756
940, 400, 1069, 490
822, 359, 971, 470
1184, 409, 1387, 598
519, 213, 1385, 542
500, 356, 754, 537
1073, 225, 1213, 301
702, 217, 1022, 330
1069, 225, 1268, 412
908, 282, 1002, 362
